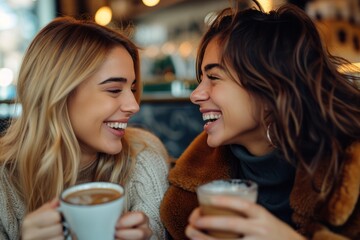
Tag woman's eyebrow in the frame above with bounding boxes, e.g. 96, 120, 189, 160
98, 77, 127, 85
204, 63, 223, 72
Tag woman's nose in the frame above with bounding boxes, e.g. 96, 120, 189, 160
121, 93, 140, 115
190, 81, 209, 105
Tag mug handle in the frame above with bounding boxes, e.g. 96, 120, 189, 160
57, 206, 71, 240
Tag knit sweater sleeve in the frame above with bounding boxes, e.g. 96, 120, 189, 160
125, 129, 170, 240
0, 169, 25, 240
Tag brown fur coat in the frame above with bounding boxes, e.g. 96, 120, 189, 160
160, 131, 360, 240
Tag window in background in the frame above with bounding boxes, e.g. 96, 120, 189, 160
0, 0, 55, 122
0, 0, 55, 135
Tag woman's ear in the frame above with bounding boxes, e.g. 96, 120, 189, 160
263, 103, 273, 122
264, 103, 271, 113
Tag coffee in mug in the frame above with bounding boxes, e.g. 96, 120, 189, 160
64, 187, 122, 205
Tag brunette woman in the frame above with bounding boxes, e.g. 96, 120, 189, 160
160, 2, 360, 239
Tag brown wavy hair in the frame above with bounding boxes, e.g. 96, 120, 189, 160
0, 17, 143, 212
196, 2, 360, 195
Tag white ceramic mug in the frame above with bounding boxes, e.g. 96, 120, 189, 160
59, 182, 125, 240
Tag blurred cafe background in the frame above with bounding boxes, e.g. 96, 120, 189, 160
0, 0, 359, 158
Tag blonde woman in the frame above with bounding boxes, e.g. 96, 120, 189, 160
0, 17, 169, 240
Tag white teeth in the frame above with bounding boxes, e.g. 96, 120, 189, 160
106, 122, 127, 129
202, 114, 221, 121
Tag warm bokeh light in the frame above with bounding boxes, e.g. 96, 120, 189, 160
95, 6, 112, 26
142, 0, 160, 7
179, 41, 193, 58
0, 68, 14, 87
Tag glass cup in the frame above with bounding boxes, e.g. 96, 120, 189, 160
196, 179, 258, 238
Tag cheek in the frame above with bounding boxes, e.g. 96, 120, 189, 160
227, 89, 258, 119
69, 96, 109, 128
98, 100, 119, 113
82, 102, 115, 123
221, 87, 246, 107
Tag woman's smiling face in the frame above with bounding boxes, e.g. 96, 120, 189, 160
68, 46, 139, 160
191, 38, 270, 155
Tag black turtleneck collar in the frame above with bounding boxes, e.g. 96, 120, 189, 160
229, 144, 296, 226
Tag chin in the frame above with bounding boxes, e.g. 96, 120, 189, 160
107, 149, 122, 155
103, 144, 123, 155
206, 137, 222, 148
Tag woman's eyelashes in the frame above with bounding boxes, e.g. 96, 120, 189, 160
107, 88, 121, 94
207, 74, 220, 80
106, 85, 137, 94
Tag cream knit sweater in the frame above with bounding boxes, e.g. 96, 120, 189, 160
0, 128, 169, 240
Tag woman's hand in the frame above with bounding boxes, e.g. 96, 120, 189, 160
115, 211, 152, 240
185, 196, 305, 240
22, 198, 64, 240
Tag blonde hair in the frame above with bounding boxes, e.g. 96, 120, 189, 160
0, 17, 143, 212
